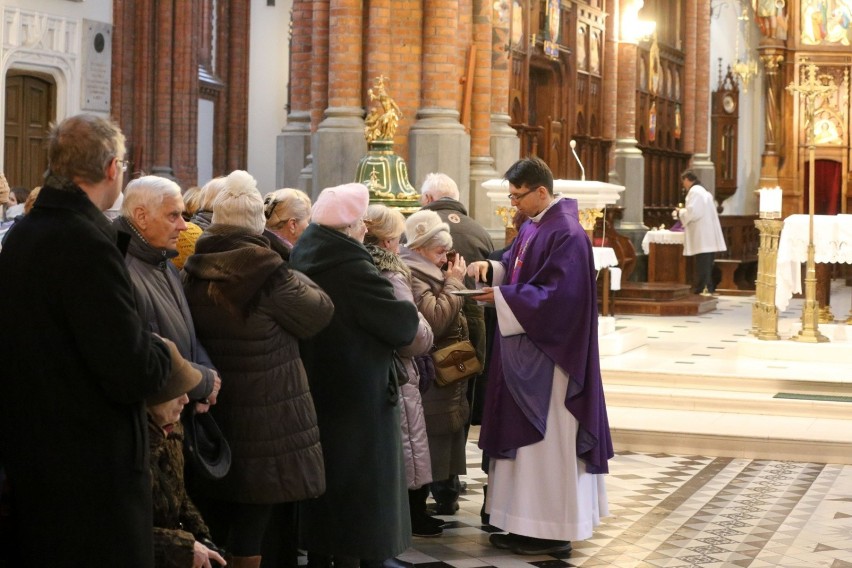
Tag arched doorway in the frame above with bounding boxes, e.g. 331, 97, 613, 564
4, 71, 55, 189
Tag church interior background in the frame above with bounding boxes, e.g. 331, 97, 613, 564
2, 0, 852, 565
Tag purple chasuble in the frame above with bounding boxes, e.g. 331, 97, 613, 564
478, 197, 614, 474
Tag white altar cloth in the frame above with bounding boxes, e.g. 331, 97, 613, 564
593, 246, 618, 270
775, 214, 852, 310
641, 230, 684, 255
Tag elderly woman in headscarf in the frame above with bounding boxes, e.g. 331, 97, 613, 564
146, 356, 226, 568
262, 188, 312, 261
400, 210, 471, 520
289, 184, 420, 568
363, 204, 443, 538
182, 170, 334, 568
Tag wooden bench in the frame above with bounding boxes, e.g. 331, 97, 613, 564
715, 215, 759, 295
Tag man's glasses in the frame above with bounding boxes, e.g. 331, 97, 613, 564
116, 158, 129, 173
507, 188, 536, 202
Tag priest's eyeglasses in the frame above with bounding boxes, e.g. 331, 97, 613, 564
507, 188, 536, 202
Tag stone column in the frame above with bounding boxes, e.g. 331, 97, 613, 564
690, 0, 715, 191
299, 0, 330, 195
278, 0, 313, 189
312, 0, 366, 197
409, 0, 470, 194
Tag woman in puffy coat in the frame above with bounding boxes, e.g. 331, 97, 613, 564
364, 204, 444, 538
399, 210, 471, 520
182, 170, 334, 568
290, 184, 419, 568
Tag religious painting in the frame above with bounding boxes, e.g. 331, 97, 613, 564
544, 0, 560, 59
813, 111, 843, 145
801, 0, 852, 46
576, 26, 587, 70
590, 30, 601, 74
754, 0, 788, 40
510, 0, 523, 48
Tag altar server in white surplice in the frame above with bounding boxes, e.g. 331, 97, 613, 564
677, 170, 726, 294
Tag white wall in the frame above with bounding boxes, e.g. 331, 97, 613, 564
709, 1, 763, 216
197, 98, 215, 186
247, 0, 292, 195
0, 0, 113, 173
1, 0, 111, 23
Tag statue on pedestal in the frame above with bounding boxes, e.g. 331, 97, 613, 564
355, 76, 420, 213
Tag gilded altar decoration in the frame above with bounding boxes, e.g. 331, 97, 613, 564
364, 76, 403, 143
356, 76, 419, 212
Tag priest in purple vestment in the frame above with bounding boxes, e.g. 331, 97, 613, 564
468, 157, 613, 556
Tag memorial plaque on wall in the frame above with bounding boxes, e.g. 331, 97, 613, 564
81, 20, 112, 112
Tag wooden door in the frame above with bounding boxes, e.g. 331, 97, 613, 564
529, 63, 566, 177
5, 73, 55, 189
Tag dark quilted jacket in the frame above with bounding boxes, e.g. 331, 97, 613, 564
182, 225, 334, 503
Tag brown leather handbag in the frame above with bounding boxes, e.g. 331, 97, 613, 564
430, 320, 482, 386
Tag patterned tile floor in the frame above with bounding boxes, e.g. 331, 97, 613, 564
397, 284, 852, 567
400, 436, 852, 567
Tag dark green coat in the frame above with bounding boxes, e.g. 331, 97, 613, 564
290, 224, 419, 561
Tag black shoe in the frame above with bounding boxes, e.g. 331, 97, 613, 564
510, 537, 572, 556
488, 533, 522, 550
432, 501, 459, 515
411, 514, 443, 537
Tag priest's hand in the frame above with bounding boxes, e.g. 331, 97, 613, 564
471, 287, 495, 304
468, 261, 489, 283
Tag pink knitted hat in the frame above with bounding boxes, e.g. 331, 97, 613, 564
311, 183, 369, 228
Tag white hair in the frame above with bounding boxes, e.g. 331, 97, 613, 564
122, 176, 182, 217
421, 172, 460, 201
196, 176, 226, 211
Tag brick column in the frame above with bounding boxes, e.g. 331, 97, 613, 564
690, 0, 715, 193
171, 0, 198, 186
278, 0, 313, 188
389, 1, 423, 161
469, 0, 500, 223
682, 1, 697, 155
148, 0, 175, 179
214, 0, 250, 174
611, 26, 645, 234
409, 0, 470, 193
489, 1, 518, 180
312, 0, 368, 196
603, 0, 619, 149
309, 0, 329, 132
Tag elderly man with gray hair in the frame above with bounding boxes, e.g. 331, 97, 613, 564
116, 175, 221, 411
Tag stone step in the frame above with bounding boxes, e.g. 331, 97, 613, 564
605, 383, 852, 420
608, 406, 852, 465
602, 368, 848, 396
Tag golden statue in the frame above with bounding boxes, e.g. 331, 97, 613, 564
364, 75, 403, 143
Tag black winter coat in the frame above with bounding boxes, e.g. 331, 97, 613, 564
290, 223, 419, 561
0, 180, 172, 567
